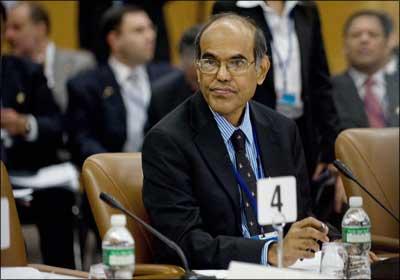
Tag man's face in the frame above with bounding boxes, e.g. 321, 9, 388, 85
113, 11, 156, 65
344, 15, 389, 72
197, 19, 268, 124
5, 4, 39, 57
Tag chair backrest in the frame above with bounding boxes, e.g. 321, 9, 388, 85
1, 161, 27, 266
82, 153, 154, 263
335, 128, 399, 239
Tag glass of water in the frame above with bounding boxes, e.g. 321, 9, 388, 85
320, 242, 348, 279
88, 263, 106, 279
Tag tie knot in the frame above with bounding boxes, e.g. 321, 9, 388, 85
364, 77, 375, 87
231, 129, 246, 152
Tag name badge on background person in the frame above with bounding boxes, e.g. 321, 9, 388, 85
276, 90, 303, 119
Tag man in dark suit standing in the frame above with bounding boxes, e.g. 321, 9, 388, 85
331, 10, 399, 130
0, 3, 75, 268
67, 5, 173, 167
142, 13, 334, 270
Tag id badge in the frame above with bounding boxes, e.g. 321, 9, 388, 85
278, 91, 297, 107
250, 231, 278, 241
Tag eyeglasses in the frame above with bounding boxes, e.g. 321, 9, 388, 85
196, 58, 255, 75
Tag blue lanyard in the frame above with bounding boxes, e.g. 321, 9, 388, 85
230, 126, 265, 225
270, 18, 294, 92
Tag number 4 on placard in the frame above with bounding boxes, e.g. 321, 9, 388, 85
270, 185, 283, 212
257, 176, 297, 225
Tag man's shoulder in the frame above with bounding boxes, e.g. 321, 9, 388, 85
331, 71, 350, 84
68, 64, 111, 87
3, 55, 42, 78
250, 100, 297, 128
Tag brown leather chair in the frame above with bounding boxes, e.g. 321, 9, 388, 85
1, 161, 28, 266
82, 153, 184, 278
335, 128, 399, 252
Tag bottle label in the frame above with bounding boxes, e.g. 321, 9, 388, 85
343, 226, 371, 243
103, 248, 134, 266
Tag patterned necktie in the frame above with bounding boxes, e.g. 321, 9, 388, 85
231, 129, 260, 235
364, 77, 386, 128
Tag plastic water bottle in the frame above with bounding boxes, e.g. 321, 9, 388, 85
342, 196, 371, 279
102, 214, 135, 279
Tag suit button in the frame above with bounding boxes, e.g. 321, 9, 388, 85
245, 202, 250, 207
250, 221, 254, 226
251, 192, 255, 197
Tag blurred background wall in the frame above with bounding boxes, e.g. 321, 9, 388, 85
3, 1, 399, 75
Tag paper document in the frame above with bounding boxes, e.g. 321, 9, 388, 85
1, 198, 10, 249
0, 267, 43, 279
227, 259, 333, 279
289, 250, 321, 273
9, 162, 79, 191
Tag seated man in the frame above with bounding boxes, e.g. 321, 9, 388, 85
146, 24, 201, 131
67, 5, 173, 167
332, 10, 399, 130
0, 3, 75, 268
142, 13, 338, 269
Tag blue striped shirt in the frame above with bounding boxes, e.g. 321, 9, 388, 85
210, 103, 276, 266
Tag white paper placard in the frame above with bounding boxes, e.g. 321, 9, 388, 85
1, 197, 10, 249
257, 176, 297, 225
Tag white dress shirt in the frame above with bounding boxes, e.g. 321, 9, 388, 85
237, 1, 303, 119
348, 68, 388, 117
109, 57, 151, 152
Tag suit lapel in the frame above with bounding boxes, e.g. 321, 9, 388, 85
385, 73, 399, 126
191, 94, 241, 221
100, 65, 127, 139
343, 72, 369, 126
249, 103, 281, 178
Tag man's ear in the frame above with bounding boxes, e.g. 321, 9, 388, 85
256, 55, 270, 85
107, 31, 118, 52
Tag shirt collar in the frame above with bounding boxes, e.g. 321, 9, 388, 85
236, 1, 298, 16
109, 56, 146, 85
348, 67, 386, 88
210, 103, 254, 146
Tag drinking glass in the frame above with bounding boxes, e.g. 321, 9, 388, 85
88, 263, 106, 279
320, 242, 348, 279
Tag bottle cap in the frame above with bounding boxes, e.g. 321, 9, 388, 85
111, 214, 126, 226
349, 196, 363, 208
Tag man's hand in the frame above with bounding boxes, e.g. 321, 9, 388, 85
313, 162, 347, 214
268, 217, 330, 267
0, 108, 29, 136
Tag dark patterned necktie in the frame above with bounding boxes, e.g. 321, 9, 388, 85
231, 129, 260, 235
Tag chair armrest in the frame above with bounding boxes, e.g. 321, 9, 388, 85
135, 264, 185, 279
372, 235, 400, 252
28, 263, 89, 278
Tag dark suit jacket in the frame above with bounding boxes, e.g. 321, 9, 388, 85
145, 70, 195, 132
1, 55, 62, 172
212, 1, 339, 176
142, 93, 312, 269
331, 71, 399, 130
66, 62, 173, 167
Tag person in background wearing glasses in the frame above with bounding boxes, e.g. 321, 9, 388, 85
66, 5, 174, 167
142, 13, 339, 270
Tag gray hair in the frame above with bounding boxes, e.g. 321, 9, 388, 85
194, 13, 268, 68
